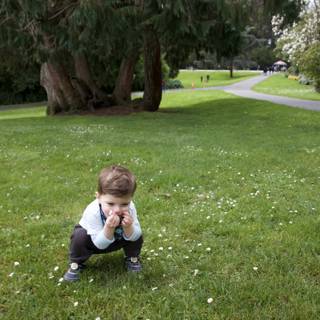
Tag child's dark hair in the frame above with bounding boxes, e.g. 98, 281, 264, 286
98, 165, 136, 197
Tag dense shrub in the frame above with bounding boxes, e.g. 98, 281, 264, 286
298, 42, 320, 92
298, 74, 313, 85
164, 79, 184, 89
287, 65, 299, 75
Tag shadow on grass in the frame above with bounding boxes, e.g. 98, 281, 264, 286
0, 92, 319, 129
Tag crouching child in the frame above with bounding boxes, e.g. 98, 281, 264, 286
64, 165, 143, 282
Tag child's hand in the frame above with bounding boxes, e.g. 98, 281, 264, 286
121, 211, 133, 228
106, 211, 120, 228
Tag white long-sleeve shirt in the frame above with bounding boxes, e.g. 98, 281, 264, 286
79, 199, 142, 250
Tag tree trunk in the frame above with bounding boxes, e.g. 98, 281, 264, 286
229, 58, 234, 78
142, 25, 162, 112
74, 53, 108, 102
40, 63, 64, 115
40, 60, 85, 115
112, 52, 139, 105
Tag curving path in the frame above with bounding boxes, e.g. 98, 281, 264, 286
198, 74, 320, 112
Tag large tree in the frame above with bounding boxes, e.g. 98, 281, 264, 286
0, 0, 306, 115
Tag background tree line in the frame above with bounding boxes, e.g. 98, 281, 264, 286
0, 0, 304, 115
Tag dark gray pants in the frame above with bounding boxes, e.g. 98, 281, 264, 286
68, 224, 143, 264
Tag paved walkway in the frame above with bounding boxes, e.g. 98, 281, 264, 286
163, 74, 320, 111
222, 74, 320, 112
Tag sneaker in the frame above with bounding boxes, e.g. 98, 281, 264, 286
63, 262, 82, 282
125, 256, 142, 272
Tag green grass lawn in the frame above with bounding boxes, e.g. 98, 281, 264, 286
176, 70, 260, 89
1, 92, 320, 319
253, 73, 320, 101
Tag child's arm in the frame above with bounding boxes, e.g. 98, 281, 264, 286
122, 203, 142, 241
121, 212, 134, 238
104, 211, 120, 240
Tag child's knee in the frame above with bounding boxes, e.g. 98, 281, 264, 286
71, 227, 89, 247
135, 235, 144, 247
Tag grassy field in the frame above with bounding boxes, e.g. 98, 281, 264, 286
175, 70, 260, 89
1, 91, 320, 319
253, 73, 320, 101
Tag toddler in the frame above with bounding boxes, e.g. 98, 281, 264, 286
63, 165, 143, 281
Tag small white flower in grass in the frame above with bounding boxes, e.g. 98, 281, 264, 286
14, 261, 20, 267
289, 221, 293, 224
9, 272, 14, 277
206, 247, 211, 252
95, 317, 101, 320
74, 301, 78, 307
193, 269, 199, 276
253, 267, 258, 271
25, 244, 30, 248
89, 278, 94, 283
58, 278, 64, 283
168, 247, 172, 250
151, 287, 158, 291
159, 247, 163, 251
184, 256, 189, 259
207, 298, 214, 304
169, 283, 174, 287
198, 243, 202, 247
54, 266, 59, 272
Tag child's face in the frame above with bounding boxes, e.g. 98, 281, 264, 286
97, 193, 132, 217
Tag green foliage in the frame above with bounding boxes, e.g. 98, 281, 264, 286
0, 0, 309, 106
131, 56, 174, 91
287, 65, 299, 76
164, 79, 183, 89
298, 42, 320, 92
250, 46, 276, 68
298, 74, 313, 85
0, 49, 45, 104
